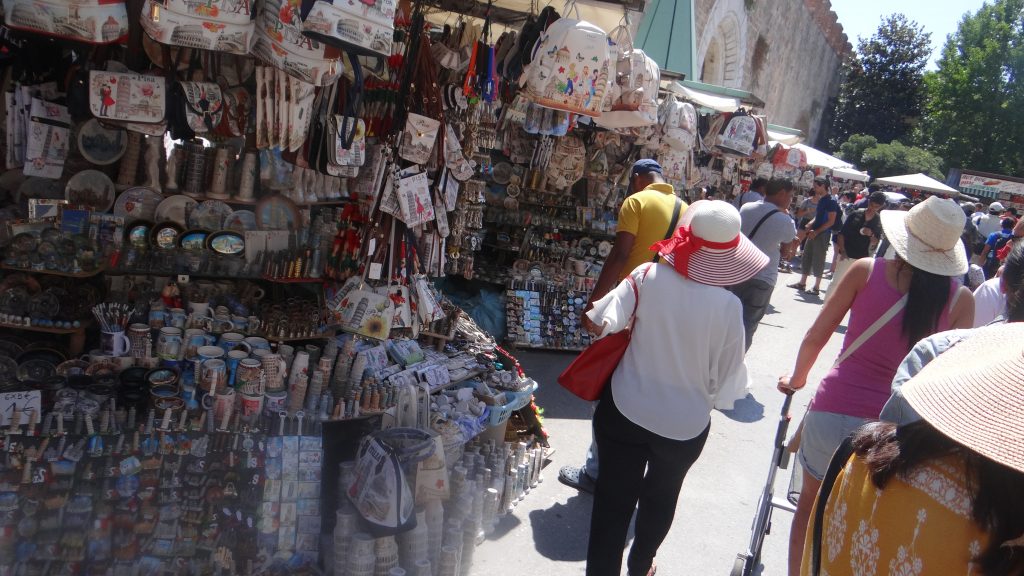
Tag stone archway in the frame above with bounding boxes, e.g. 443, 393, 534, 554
697, 0, 747, 88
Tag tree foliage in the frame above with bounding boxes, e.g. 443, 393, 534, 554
829, 14, 932, 148
919, 0, 1024, 176
837, 134, 945, 179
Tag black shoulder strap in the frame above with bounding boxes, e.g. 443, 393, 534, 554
748, 208, 780, 241
653, 197, 683, 263
811, 436, 857, 576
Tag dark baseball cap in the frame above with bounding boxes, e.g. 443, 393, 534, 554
631, 159, 663, 177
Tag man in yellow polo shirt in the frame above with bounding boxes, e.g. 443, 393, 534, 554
558, 158, 686, 494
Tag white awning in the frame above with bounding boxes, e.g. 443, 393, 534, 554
832, 166, 870, 182
792, 143, 853, 170
873, 173, 960, 197
667, 82, 740, 113
767, 130, 802, 146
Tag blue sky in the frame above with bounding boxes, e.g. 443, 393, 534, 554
831, 0, 989, 68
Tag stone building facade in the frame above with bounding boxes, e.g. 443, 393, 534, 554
694, 0, 851, 146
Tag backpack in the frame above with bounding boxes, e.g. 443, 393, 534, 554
658, 94, 698, 151
772, 145, 806, 169
140, 0, 256, 55
3, 0, 129, 44
993, 232, 1014, 261
716, 110, 764, 157
593, 24, 660, 129
520, 15, 612, 117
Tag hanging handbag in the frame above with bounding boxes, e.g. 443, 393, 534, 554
3, 0, 129, 44
299, 0, 395, 57
168, 80, 225, 140
558, 264, 651, 401
88, 70, 168, 135
140, 0, 255, 55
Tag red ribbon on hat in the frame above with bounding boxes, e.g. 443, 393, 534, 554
651, 225, 741, 277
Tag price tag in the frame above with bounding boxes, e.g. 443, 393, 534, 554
0, 390, 41, 426
177, 275, 190, 284
368, 262, 383, 280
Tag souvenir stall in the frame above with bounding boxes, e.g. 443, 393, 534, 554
0, 0, 563, 572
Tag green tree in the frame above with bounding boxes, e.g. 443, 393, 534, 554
829, 14, 932, 148
836, 134, 879, 167
919, 0, 1024, 176
859, 141, 945, 179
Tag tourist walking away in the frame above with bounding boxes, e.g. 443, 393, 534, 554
777, 196, 975, 576
730, 178, 798, 349
558, 158, 685, 494
789, 177, 840, 296
583, 200, 767, 576
832, 191, 885, 286
880, 241, 1024, 429
975, 201, 1006, 240
977, 217, 1015, 279
803, 323, 1024, 576
734, 177, 768, 208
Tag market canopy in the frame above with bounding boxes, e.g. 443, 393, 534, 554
832, 166, 870, 182
666, 80, 765, 113
873, 173, 960, 197
766, 124, 803, 146
792, 143, 853, 170
635, 0, 695, 78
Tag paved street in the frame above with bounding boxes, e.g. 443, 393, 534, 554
472, 269, 846, 575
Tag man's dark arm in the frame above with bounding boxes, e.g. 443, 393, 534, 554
586, 231, 636, 309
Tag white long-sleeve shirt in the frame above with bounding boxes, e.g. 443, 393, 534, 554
587, 263, 750, 441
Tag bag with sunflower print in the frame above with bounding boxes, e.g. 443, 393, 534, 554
337, 287, 394, 340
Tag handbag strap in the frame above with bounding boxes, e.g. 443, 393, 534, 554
833, 260, 906, 368
652, 197, 683, 263
338, 51, 363, 149
810, 436, 856, 576
748, 208, 780, 241
623, 262, 653, 329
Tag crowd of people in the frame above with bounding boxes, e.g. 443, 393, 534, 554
555, 159, 1024, 576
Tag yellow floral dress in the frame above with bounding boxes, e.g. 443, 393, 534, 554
802, 454, 989, 575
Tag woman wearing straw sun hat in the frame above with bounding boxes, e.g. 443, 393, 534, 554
582, 200, 769, 576
802, 322, 1024, 576
778, 195, 976, 576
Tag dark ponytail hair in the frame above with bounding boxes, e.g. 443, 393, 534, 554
901, 263, 952, 346
853, 421, 1024, 575
1002, 241, 1024, 322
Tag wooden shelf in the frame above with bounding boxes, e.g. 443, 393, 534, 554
183, 194, 355, 207
0, 321, 86, 335
268, 331, 335, 342
1, 265, 105, 278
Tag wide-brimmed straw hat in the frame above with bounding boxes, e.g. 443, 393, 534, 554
879, 195, 968, 276
650, 200, 770, 286
902, 323, 1024, 473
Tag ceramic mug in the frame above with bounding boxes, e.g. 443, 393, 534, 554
187, 301, 210, 319
167, 308, 187, 329
148, 307, 167, 330
197, 316, 234, 334
236, 358, 264, 395
101, 329, 132, 357
156, 327, 183, 361
231, 315, 248, 332
184, 329, 216, 360
260, 353, 288, 393
247, 316, 261, 334
243, 336, 271, 352
226, 349, 248, 387
218, 332, 251, 355
200, 358, 228, 394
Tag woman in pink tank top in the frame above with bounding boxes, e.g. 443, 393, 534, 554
776, 197, 976, 576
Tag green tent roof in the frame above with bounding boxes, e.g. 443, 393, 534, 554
635, 0, 695, 79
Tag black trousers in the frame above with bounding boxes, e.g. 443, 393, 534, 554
586, 387, 710, 576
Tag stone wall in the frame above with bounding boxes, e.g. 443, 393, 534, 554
694, 0, 851, 147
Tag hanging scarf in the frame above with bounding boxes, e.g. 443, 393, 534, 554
650, 225, 740, 278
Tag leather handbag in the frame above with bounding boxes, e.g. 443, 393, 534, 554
557, 264, 650, 401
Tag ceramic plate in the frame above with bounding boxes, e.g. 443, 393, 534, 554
85, 361, 119, 377
492, 162, 513, 185
154, 194, 198, 228
113, 187, 164, 221
223, 210, 257, 232
0, 340, 24, 359
151, 222, 183, 250
180, 229, 209, 251
77, 119, 128, 166
0, 356, 16, 384
126, 221, 152, 248
56, 359, 89, 376
256, 195, 299, 231
66, 170, 115, 212
598, 241, 612, 258
17, 358, 56, 381
207, 230, 245, 255
189, 200, 233, 230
